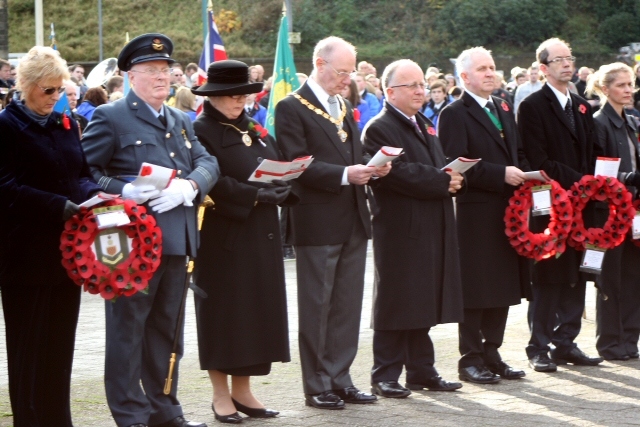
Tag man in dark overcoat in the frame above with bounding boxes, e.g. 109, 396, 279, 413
82, 33, 219, 427
275, 36, 390, 409
518, 37, 603, 373
439, 46, 529, 384
362, 59, 465, 398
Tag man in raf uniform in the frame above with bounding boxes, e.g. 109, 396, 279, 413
82, 33, 219, 427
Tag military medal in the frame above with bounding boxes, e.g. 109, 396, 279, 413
181, 129, 192, 149
293, 93, 349, 142
221, 123, 253, 146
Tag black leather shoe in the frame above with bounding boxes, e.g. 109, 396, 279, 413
528, 354, 557, 372
150, 416, 208, 427
333, 386, 377, 404
458, 365, 501, 384
304, 391, 345, 409
604, 354, 630, 361
551, 347, 603, 366
405, 376, 462, 391
487, 361, 526, 379
630, 351, 639, 359
371, 381, 411, 398
231, 398, 278, 418
211, 403, 242, 424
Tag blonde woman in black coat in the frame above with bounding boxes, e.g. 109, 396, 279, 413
588, 62, 640, 361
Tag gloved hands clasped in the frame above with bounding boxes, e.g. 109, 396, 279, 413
256, 180, 292, 205
148, 178, 198, 213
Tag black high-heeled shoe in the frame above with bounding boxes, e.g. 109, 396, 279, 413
231, 398, 279, 418
212, 403, 243, 424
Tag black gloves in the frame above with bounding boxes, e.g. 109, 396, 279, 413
621, 172, 640, 189
256, 180, 292, 204
62, 200, 80, 221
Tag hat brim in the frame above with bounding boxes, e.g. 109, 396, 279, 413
191, 81, 263, 97
118, 55, 175, 72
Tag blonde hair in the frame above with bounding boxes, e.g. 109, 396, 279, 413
174, 86, 196, 112
16, 46, 69, 94
585, 62, 635, 103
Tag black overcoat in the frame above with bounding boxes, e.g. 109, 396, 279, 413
362, 103, 464, 330
192, 102, 293, 370
593, 102, 640, 296
518, 84, 601, 285
439, 92, 531, 309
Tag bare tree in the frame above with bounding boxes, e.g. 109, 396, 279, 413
0, 0, 7, 59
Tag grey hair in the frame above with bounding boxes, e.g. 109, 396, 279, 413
312, 36, 357, 69
536, 38, 570, 64
381, 59, 421, 93
455, 47, 493, 89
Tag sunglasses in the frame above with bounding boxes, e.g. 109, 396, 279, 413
37, 84, 66, 95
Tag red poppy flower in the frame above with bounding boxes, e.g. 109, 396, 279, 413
427, 127, 436, 136
140, 165, 153, 176
579, 104, 587, 114
99, 282, 119, 300
62, 113, 71, 130
501, 103, 509, 112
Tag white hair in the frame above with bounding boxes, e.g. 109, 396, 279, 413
455, 47, 493, 77
312, 36, 357, 69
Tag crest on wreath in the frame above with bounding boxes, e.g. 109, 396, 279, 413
94, 229, 131, 267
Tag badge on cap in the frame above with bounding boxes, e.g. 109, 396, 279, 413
152, 38, 164, 51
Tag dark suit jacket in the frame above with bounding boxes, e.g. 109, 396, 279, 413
0, 102, 101, 285
363, 102, 463, 330
439, 92, 530, 308
275, 81, 371, 246
518, 83, 601, 285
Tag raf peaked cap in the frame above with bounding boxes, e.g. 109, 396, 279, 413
117, 33, 175, 72
191, 60, 263, 96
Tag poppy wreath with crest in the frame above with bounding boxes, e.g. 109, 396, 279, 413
60, 198, 162, 301
504, 179, 573, 261
567, 175, 634, 251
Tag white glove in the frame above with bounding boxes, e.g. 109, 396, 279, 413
148, 179, 198, 213
121, 183, 160, 204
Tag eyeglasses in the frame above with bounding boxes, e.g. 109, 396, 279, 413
130, 67, 173, 77
545, 56, 576, 65
36, 84, 65, 95
229, 94, 251, 100
390, 82, 427, 91
323, 61, 357, 79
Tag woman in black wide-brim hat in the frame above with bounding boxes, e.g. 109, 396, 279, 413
191, 60, 297, 424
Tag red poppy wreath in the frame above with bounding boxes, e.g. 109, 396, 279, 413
60, 199, 162, 300
567, 175, 634, 251
504, 179, 573, 261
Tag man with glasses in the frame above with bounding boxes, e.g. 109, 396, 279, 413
362, 59, 465, 399
275, 36, 390, 410
439, 47, 530, 385
518, 38, 603, 373
82, 33, 219, 427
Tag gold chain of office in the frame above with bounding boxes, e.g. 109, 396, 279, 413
292, 93, 348, 142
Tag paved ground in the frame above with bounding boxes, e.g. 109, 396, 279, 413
1, 248, 640, 426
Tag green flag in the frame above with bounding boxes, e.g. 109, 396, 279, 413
266, 13, 300, 137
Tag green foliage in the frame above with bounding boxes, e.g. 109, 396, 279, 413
5, 0, 634, 67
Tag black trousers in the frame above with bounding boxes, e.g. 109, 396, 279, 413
458, 307, 509, 368
526, 279, 586, 358
1, 278, 81, 427
371, 328, 438, 383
